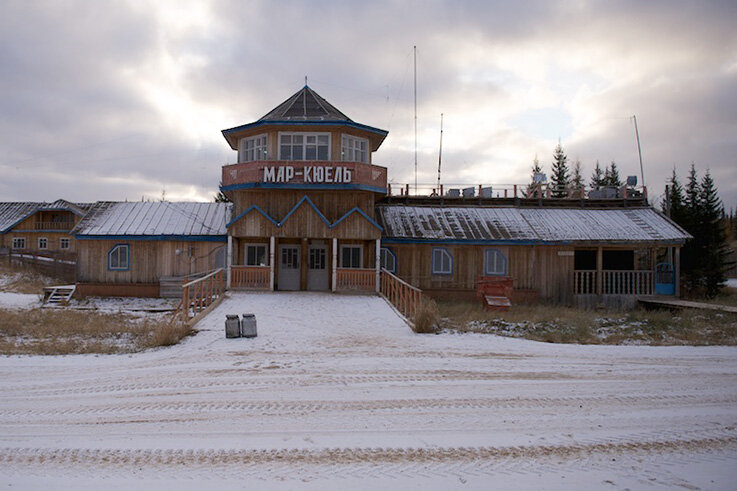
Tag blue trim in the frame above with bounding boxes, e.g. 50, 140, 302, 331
382, 238, 572, 246
222, 120, 388, 138
226, 205, 279, 228
107, 244, 130, 271
484, 248, 508, 276
380, 247, 397, 273
332, 207, 383, 232
77, 235, 227, 242
431, 247, 453, 275
226, 195, 382, 232
281, 196, 332, 228
221, 182, 387, 194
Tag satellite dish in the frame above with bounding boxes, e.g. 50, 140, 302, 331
626, 175, 637, 187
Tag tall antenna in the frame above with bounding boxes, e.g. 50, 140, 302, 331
413, 45, 418, 194
436, 113, 444, 193
632, 115, 645, 187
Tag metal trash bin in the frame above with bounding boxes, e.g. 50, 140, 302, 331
225, 314, 241, 338
241, 313, 257, 338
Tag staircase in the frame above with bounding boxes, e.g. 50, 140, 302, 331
159, 276, 186, 298
43, 285, 76, 305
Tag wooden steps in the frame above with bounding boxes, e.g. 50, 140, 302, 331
160, 276, 185, 298
43, 285, 76, 305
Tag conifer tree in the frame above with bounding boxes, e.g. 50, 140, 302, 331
680, 164, 702, 292
699, 170, 729, 297
213, 181, 232, 203
550, 142, 570, 198
526, 155, 544, 197
603, 161, 622, 187
590, 160, 605, 189
663, 167, 686, 225
571, 160, 584, 195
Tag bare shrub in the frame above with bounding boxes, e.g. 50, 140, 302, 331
412, 298, 440, 334
0, 263, 59, 294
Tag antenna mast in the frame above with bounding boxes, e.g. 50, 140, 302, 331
632, 115, 645, 187
413, 45, 418, 195
436, 113, 444, 193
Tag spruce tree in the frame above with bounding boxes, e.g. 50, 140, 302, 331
663, 167, 686, 225
213, 181, 232, 203
590, 160, 605, 189
699, 170, 729, 297
604, 161, 622, 187
571, 160, 584, 196
550, 142, 570, 198
526, 155, 544, 197
681, 164, 702, 292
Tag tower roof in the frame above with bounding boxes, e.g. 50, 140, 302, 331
258, 86, 352, 122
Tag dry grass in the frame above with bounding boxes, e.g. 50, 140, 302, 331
412, 298, 440, 334
437, 299, 737, 346
0, 308, 194, 355
0, 263, 59, 294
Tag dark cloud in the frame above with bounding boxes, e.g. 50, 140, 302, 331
0, 0, 735, 209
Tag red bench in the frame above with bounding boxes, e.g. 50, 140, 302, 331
476, 276, 513, 311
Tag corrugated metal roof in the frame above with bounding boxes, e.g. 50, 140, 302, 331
378, 205, 691, 244
74, 202, 231, 237
0, 202, 42, 233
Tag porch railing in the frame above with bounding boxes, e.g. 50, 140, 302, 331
380, 268, 424, 323
177, 268, 225, 322
35, 221, 73, 230
231, 265, 270, 289
336, 267, 375, 291
575, 270, 653, 296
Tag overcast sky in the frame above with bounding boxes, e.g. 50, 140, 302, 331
1, 0, 736, 209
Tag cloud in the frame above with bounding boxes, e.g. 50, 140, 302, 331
0, 0, 735, 210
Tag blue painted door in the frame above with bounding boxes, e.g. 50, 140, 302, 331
655, 263, 675, 295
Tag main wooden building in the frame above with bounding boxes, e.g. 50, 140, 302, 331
1, 86, 691, 308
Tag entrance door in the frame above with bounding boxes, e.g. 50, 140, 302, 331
307, 244, 329, 291
655, 262, 675, 295
278, 245, 300, 291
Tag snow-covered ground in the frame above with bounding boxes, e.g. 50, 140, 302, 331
727, 277, 737, 288
2, 292, 737, 489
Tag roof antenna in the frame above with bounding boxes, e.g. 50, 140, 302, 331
413, 45, 418, 195
631, 115, 645, 187
436, 113, 444, 194
304, 75, 308, 87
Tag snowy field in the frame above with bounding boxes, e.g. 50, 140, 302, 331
2, 292, 737, 490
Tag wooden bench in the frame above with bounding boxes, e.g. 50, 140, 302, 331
476, 276, 513, 311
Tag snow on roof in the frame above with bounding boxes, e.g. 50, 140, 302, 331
73, 202, 232, 237
377, 205, 691, 244
0, 202, 42, 233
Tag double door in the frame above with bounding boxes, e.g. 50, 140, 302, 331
277, 243, 329, 291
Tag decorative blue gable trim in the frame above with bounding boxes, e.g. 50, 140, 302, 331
225, 195, 382, 232
332, 207, 383, 231
226, 204, 279, 228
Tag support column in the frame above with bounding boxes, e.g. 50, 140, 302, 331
674, 245, 681, 297
596, 246, 603, 296
226, 235, 233, 289
332, 238, 338, 292
269, 236, 275, 291
375, 238, 381, 293
650, 248, 657, 295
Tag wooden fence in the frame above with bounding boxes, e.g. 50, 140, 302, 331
574, 270, 653, 296
380, 268, 424, 323
231, 265, 270, 289
3, 250, 76, 282
175, 268, 225, 323
336, 268, 375, 291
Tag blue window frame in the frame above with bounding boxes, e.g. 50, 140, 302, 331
108, 244, 129, 271
431, 247, 453, 275
380, 247, 396, 273
484, 248, 507, 276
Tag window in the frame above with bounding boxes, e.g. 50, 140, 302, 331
108, 244, 129, 271
38, 237, 48, 250
340, 245, 362, 268
484, 249, 507, 276
11, 237, 25, 250
245, 244, 268, 266
239, 134, 268, 162
431, 247, 453, 275
380, 247, 396, 273
60, 238, 70, 250
279, 133, 329, 161
341, 135, 368, 163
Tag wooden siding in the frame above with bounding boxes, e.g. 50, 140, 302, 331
387, 244, 574, 304
75, 240, 225, 283
230, 189, 380, 240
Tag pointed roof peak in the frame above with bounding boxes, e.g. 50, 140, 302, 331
258, 86, 353, 123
